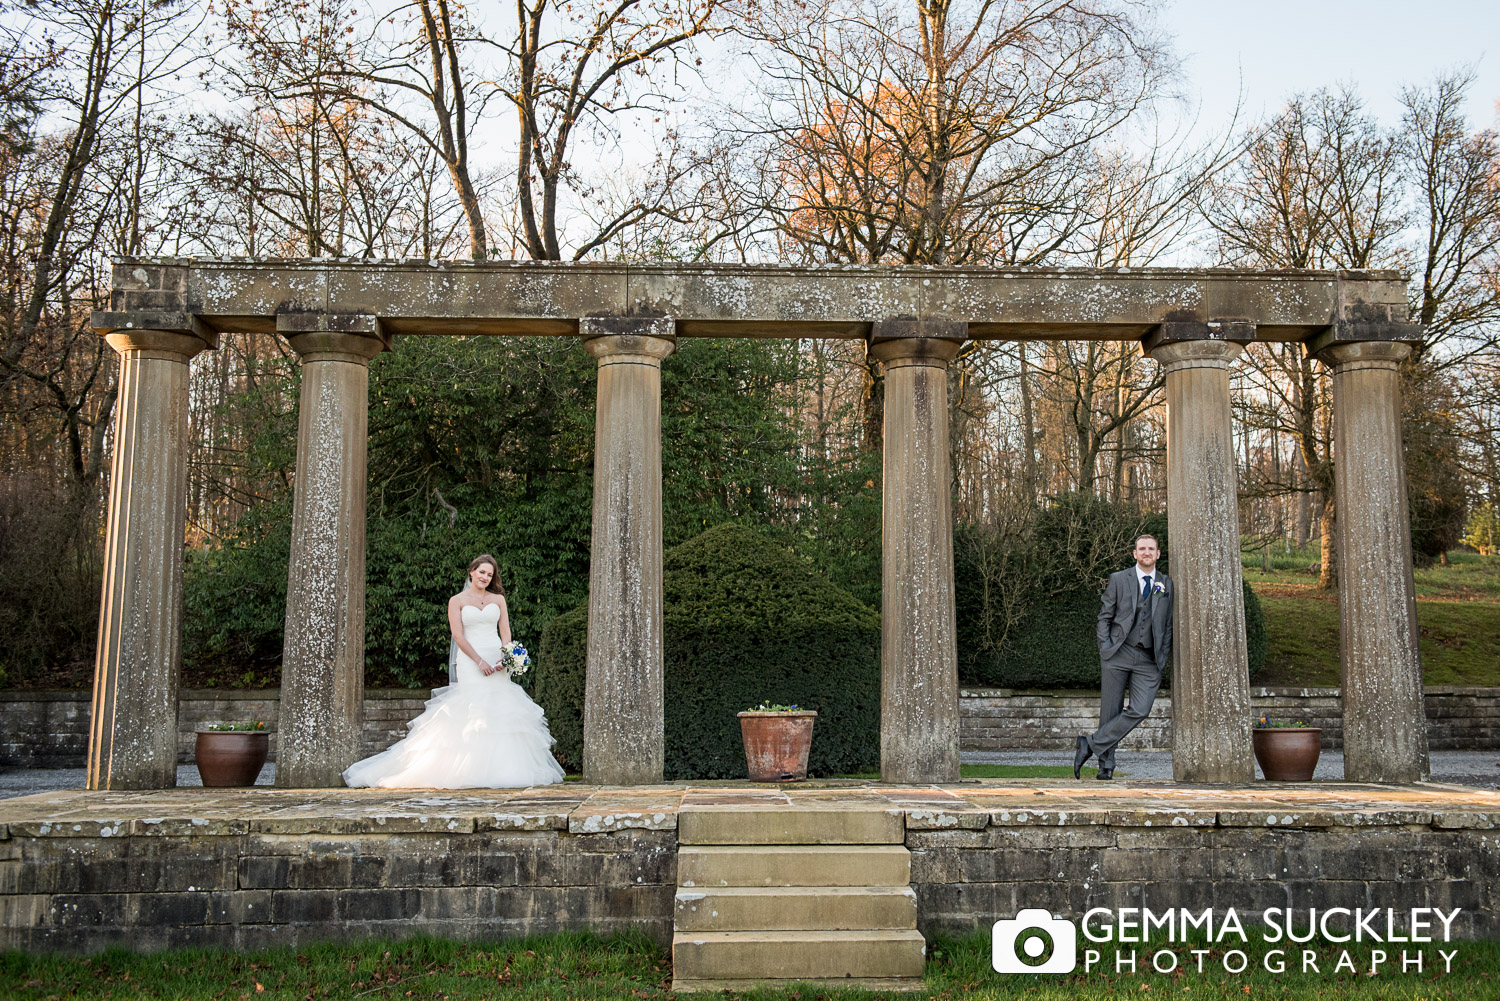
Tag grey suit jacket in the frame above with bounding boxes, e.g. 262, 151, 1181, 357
1096, 568, 1174, 672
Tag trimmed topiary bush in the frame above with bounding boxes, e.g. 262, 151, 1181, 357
534, 521, 881, 778
955, 495, 1268, 690
959, 579, 1267, 689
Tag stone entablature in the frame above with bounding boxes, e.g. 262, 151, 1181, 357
102, 259, 1409, 341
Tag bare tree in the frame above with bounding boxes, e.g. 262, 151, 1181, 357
1400, 71, 1500, 365
2, 0, 201, 470
225, 0, 496, 258
495, 0, 725, 260
1205, 87, 1405, 588
0, 11, 59, 157
742, 0, 1171, 266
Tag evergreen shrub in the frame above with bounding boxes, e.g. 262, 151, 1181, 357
534, 522, 881, 778
955, 493, 1267, 689
958, 579, 1267, 689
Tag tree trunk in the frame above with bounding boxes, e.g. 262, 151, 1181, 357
1318, 497, 1336, 590
1018, 343, 1037, 502
448, 162, 486, 260
862, 357, 884, 452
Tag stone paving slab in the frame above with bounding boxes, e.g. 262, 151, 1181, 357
2, 780, 1497, 834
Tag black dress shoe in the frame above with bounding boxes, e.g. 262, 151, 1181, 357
1073, 735, 1093, 779
1096, 768, 1114, 780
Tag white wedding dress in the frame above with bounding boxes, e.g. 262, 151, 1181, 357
342, 603, 566, 789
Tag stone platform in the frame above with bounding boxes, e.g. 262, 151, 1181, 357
1, 780, 1496, 954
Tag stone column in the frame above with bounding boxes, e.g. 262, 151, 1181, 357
88, 327, 216, 790
275, 315, 387, 788
869, 321, 964, 784
581, 318, 676, 785
1145, 328, 1254, 783
1313, 338, 1429, 783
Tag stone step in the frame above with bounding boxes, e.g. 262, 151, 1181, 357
674, 885, 917, 932
677, 845, 910, 888
671, 929, 926, 982
678, 806, 903, 845
672, 976, 924, 993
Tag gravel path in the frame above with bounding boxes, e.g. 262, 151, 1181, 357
963, 748, 1500, 788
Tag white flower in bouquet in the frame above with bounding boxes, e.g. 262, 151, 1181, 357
501, 640, 532, 676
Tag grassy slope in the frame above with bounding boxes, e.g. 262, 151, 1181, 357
4, 929, 1496, 1000
1245, 551, 1500, 689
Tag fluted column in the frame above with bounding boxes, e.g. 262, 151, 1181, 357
582, 318, 676, 785
88, 327, 215, 790
276, 315, 387, 788
1314, 339, 1429, 782
869, 321, 964, 783
1146, 328, 1254, 782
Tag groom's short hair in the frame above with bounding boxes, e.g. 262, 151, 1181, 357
1134, 534, 1159, 549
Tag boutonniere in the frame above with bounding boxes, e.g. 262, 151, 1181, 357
1152, 581, 1166, 595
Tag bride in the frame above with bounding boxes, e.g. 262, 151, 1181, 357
343, 554, 566, 789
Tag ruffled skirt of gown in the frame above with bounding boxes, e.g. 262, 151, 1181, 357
342, 612, 565, 789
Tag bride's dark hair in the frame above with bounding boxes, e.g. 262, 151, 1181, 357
467, 554, 506, 596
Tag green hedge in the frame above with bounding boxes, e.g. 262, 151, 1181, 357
954, 494, 1268, 689
958, 579, 1267, 689
534, 522, 881, 778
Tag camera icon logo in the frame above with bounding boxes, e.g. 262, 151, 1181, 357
992, 909, 1078, 974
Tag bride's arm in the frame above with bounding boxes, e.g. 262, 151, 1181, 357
448, 595, 493, 674
497, 596, 512, 646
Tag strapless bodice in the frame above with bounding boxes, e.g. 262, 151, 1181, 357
461, 603, 501, 621
456, 603, 505, 672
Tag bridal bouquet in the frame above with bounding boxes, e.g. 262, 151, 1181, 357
501, 641, 532, 676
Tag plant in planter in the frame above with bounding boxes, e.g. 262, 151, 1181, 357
1252, 717, 1322, 781
195, 721, 270, 787
738, 702, 818, 782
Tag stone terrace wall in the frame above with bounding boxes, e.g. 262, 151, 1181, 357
911, 814, 1498, 942
4, 686, 1497, 768
0, 690, 429, 768
2, 791, 1495, 953
1, 820, 675, 953
959, 687, 1500, 752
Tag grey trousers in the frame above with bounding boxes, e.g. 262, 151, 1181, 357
1087, 645, 1161, 770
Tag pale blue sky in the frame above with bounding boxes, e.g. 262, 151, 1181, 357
1166, 0, 1499, 130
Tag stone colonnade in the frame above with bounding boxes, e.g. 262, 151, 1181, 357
85, 295, 1429, 789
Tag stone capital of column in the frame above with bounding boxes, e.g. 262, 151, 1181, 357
102, 327, 217, 362
581, 316, 677, 366
1310, 338, 1413, 372
868, 319, 966, 368
1142, 319, 1253, 365
1146, 338, 1245, 371
277, 313, 389, 364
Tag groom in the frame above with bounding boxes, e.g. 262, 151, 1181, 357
1074, 534, 1173, 780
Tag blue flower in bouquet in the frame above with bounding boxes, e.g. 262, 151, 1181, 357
502, 640, 531, 676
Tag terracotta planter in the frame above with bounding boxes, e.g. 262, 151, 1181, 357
1252, 727, 1322, 781
738, 711, 817, 782
194, 729, 270, 787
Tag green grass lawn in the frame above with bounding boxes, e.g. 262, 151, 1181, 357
4, 928, 1496, 1000
1244, 549, 1500, 689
